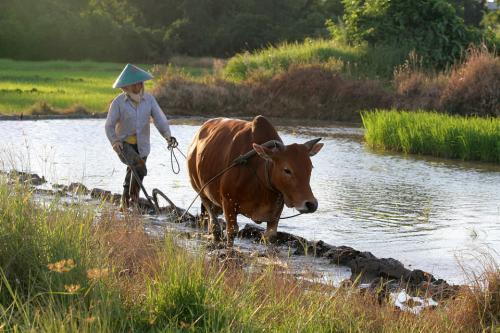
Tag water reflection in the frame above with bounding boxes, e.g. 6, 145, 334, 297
0, 118, 499, 283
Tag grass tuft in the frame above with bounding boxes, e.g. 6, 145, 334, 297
223, 39, 408, 82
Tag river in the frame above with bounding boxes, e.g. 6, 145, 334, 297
1, 118, 499, 284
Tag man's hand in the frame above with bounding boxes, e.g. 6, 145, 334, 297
167, 136, 178, 148
112, 141, 123, 154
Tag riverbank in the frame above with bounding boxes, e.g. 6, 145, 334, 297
2, 48, 498, 121
1, 172, 498, 332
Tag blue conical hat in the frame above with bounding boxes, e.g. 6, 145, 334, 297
112, 64, 153, 88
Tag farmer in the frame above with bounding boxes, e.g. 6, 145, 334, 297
105, 64, 176, 209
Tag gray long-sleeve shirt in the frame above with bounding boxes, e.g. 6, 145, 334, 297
105, 92, 171, 158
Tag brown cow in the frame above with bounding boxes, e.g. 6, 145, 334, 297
187, 115, 323, 245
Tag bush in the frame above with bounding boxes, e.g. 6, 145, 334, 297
341, 0, 486, 68
254, 65, 392, 121
440, 48, 500, 117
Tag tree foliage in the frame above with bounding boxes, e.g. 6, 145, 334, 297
0, 0, 494, 64
0, 0, 344, 62
340, 0, 492, 68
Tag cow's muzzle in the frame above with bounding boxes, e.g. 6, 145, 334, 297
297, 198, 318, 214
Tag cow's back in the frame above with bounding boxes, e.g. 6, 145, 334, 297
187, 116, 280, 207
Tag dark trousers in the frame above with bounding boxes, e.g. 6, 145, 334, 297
119, 143, 147, 207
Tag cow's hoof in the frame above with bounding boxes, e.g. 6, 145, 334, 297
210, 233, 223, 243
262, 232, 278, 244
209, 224, 223, 240
206, 241, 226, 251
226, 239, 235, 248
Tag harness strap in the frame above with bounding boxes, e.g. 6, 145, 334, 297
232, 140, 283, 165
264, 159, 280, 194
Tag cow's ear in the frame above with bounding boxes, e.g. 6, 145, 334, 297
253, 143, 274, 161
309, 143, 324, 156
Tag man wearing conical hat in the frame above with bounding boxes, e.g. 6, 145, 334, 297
105, 64, 176, 209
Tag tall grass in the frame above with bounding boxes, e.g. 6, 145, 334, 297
362, 110, 500, 163
0, 179, 132, 331
223, 39, 408, 82
1, 177, 498, 331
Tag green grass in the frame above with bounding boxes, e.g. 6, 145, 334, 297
1, 176, 497, 332
0, 179, 132, 331
362, 110, 500, 163
0, 59, 208, 116
223, 39, 408, 82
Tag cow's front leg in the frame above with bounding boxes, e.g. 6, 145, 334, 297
263, 218, 279, 243
222, 198, 239, 247
263, 201, 282, 244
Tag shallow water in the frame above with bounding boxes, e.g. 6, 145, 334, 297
1, 118, 499, 283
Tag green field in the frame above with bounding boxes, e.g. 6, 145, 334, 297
0, 59, 207, 116
362, 110, 500, 163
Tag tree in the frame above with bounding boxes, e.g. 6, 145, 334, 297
341, 0, 486, 67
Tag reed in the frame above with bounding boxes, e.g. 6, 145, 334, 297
362, 110, 500, 163
0, 176, 498, 331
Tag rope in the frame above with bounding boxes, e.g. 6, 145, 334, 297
177, 140, 281, 220
279, 212, 302, 220
167, 138, 182, 174
179, 162, 239, 221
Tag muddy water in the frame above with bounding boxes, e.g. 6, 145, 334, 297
1, 118, 499, 283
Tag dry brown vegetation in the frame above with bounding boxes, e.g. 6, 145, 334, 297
153, 65, 392, 122
440, 48, 500, 117
394, 48, 500, 117
153, 47, 499, 122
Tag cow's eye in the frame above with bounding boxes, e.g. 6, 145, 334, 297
284, 168, 292, 175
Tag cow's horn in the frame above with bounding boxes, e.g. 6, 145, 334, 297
304, 138, 322, 150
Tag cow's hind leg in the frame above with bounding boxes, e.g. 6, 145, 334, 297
201, 198, 222, 242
